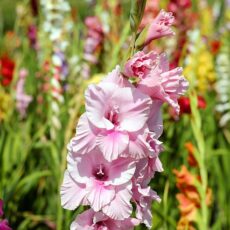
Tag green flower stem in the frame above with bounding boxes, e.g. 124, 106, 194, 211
189, 90, 208, 230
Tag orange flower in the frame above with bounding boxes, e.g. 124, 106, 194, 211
176, 193, 197, 221
173, 165, 196, 189
177, 217, 196, 230
185, 142, 198, 167
174, 166, 212, 229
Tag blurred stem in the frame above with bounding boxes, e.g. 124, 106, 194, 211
56, 87, 85, 230
131, 32, 136, 56
163, 180, 169, 229
108, 21, 130, 71
189, 90, 208, 230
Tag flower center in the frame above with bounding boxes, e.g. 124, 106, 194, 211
105, 105, 119, 126
95, 221, 107, 230
93, 164, 108, 181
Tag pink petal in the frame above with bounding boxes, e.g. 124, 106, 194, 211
144, 10, 175, 47
128, 131, 152, 159
85, 83, 117, 130
67, 153, 92, 184
106, 158, 136, 186
86, 181, 116, 212
106, 218, 140, 230
70, 209, 94, 230
133, 184, 161, 228
147, 100, 163, 138
60, 171, 87, 210
0, 219, 12, 230
70, 114, 98, 157
102, 182, 133, 220
115, 87, 152, 132
96, 130, 129, 161
102, 65, 133, 88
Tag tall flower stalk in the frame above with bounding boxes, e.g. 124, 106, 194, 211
40, 0, 73, 138
188, 90, 209, 229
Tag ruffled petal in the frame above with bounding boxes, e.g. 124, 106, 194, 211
86, 181, 116, 212
60, 171, 87, 210
106, 158, 136, 186
102, 183, 133, 220
116, 87, 152, 132
96, 130, 129, 161
70, 113, 98, 157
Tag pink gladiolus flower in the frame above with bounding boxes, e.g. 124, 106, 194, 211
71, 66, 162, 161
61, 149, 135, 220
70, 209, 140, 230
143, 10, 175, 47
124, 51, 189, 114
60, 8, 189, 227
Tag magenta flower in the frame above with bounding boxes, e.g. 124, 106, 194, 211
0, 219, 11, 230
144, 9, 175, 47
70, 209, 140, 230
61, 149, 135, 220
124, 51, 189, 114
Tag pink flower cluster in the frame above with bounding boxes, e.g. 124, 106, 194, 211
61, 10, 188, 230
84, 16, 104, 64
16, 69, 33, 118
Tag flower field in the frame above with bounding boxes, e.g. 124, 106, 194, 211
0, 0, 229, 229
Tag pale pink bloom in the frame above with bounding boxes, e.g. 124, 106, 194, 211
144, 10, 175, 47
70, 209, 140, 230
85, 17, 103, 34
16, 69, 33, 118
84, 16, 104, 64
124, 51, 189, 114
71, 67, 153, 161
132, 184, 161, 228
61, 149, 135, 220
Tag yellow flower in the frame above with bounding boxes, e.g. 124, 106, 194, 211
0, 89, 12, 122
184, 44, 216, 93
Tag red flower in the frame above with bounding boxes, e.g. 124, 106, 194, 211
0, 55, 15, 86
210, 40, 221, 55
179, 96, 206, 114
